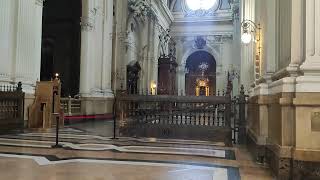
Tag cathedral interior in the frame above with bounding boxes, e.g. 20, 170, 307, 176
0, 0, 319, 179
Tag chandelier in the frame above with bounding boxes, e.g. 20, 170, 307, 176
196, 62, 209, 86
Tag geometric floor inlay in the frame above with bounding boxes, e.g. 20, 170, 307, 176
0, 152, 240, 180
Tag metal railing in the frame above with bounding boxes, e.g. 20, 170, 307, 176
115, 93, 234, 145
61, 97, 81, 116
0, 82, 25, 131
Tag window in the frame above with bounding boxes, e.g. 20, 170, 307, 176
185, 0, 217, 11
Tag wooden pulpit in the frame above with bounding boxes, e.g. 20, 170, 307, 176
28, 77, 63, 129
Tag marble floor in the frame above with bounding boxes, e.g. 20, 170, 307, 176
0, 121, 275, 180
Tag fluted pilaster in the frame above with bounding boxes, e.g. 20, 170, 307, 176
100, 0, 114, 97
80, 0, 96, 97
14, 0, 42, 93
296, 0, 320, 92
300, 0, 320, 74
0, 0, 15, 82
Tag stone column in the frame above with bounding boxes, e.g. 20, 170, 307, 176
240, 0, 255, 89
152, 25, 161, 93
287, 0, 304, 75
100, 0, 114, 97
0, 0, 15, 83
262, 0, 276, 79
299, 0, 320, 75
79, 0, 95, 97
296, 0, 320, 92
146, 17, 156, 93
112, 0, 128, 91
14, 0, 43, 94
139, 19, 150, 93
177, 65, 186, 96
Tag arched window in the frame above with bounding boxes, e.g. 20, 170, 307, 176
185, 0, 217, 11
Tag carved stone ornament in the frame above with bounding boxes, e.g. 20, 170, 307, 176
194, 36, 207, 49
128, 0, 154, 20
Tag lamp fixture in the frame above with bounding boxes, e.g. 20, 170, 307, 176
241, 19, 262, 80
241, 20, 260, 44
152, 83, 157, 89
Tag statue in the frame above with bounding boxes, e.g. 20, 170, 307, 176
159, 29, 171, 57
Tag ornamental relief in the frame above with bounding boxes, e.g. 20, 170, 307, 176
175, 35, 232, 46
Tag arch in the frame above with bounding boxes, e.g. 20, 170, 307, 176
127, 61, 141, 94
180, 45, 219, 67
185, 51, 217, 96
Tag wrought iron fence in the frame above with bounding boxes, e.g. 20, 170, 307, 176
114, 85, 247, 145
0, 82, 25, 131
115, 94, 234, 145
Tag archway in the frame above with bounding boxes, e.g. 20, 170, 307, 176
41, 0, 82, 97
185, 51, 216, 96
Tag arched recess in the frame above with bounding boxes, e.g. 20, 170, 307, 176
41, 0, 82, 97
181, 45, 219, 67
185, 51, 216, 96
127, 61, 141, 94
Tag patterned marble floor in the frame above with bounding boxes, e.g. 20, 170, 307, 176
0, 124, 275, 180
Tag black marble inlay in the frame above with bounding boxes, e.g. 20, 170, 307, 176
0, 137, 236, 160
0, 151, 240, 180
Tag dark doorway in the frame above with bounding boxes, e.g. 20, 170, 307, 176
127, 62, 141, 94
41, 0, 82, 97
185, 51, 216, 96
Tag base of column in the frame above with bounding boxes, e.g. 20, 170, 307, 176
300, 60, 320, 76
265, 147, 292, 180
293, 160, 320, 180
80, 89, 114, 98
80, 96, 114, 115
21, 83, 36, 94
296, 76, 320, 92
246, 130, 267, 164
